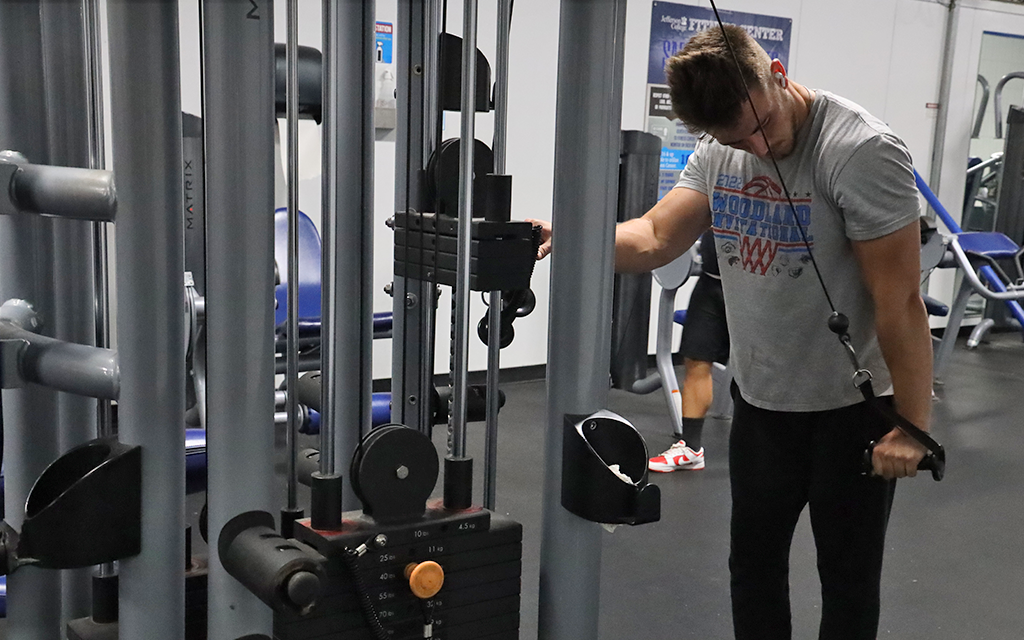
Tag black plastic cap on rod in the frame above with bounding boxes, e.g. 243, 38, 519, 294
280, 507, 304, 540
91, 572, 118, 624
443, 456, 473, 510
309, 472, 344, 530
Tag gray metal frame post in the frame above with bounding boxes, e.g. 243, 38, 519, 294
483, 0, 512, 510
38, 0, 97, 623
538, 2, 627, 639
320, 0, 375, 492
449, 0, 478, 458
927, 0, 958, 197
393, 0, 441, 434
201, 1, 277, 637
0, 3, 63, 637
106, 2, 186, 638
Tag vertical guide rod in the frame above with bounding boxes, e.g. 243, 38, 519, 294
484, 0, 512, 510
418, 1, 442, 436
449, 0, 478, 458
285, 0, 300, 512
82, 0, 115, 580
319, 0, 338, 478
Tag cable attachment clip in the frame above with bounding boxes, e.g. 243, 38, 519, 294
827, 312, 946, 481
829, 313, 870, 386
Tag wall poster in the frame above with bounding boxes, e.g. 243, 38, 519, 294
646, 2, 793, 198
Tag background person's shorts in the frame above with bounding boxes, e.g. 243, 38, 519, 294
678, 274, 730, 365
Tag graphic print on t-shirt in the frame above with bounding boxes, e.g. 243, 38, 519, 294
711, 173, 813, 279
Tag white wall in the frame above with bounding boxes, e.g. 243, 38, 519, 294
175, 0, 1004, 379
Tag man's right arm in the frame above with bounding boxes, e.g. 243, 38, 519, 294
615, 186, 713, 273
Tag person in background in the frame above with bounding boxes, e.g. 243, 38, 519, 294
647, 228, 729, 472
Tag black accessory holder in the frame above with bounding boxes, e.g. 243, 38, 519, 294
561, 410, 660, 526
12, 436, 142, 571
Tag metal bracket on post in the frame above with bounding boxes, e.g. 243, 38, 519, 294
184, 273, 206, 431
0, 159, 20, 214
0, 338, 28, 389
0, 299, 119, 400
0, 152, 116, 222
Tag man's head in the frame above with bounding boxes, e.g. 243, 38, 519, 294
666, 25, 803, 159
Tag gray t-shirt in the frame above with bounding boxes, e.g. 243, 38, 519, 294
675, 90, 921, 412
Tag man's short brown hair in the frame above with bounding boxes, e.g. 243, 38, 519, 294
665, 24, 771, 134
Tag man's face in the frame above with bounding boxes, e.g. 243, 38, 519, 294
707, 87, 799, 160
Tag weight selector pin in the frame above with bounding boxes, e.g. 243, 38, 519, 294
404, 560, 444, 599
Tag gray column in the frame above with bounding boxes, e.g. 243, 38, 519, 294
538, 2, 627, 639
320, 0, 374, 490
106, 3, 186, 639
41, 0, 98, 625
392, 0, 440, 434
201, 1, 276, 637
0, 2, 63, 638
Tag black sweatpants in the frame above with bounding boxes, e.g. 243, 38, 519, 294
729, 386, 897, 640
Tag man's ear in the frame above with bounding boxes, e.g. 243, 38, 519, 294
770, 59, 788, 90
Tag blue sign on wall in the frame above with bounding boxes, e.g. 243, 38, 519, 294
660, 148, 693, 171
375, 22, 393, 64
645, 2, 793, 198
648, 2, 792, 84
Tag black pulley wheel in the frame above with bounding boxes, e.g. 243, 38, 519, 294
477, 314, 514, 349
513, 288, 536, 317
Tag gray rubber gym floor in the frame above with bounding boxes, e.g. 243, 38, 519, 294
469, 331, 1024, 640
5, 331, 1021, 639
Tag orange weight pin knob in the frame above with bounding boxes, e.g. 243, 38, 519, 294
404, 561, 444, 599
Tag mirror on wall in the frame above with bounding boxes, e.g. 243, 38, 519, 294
966, 31, 1024, 232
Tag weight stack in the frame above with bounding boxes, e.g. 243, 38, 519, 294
273, 504, 522, 640
393, 211, 535, 292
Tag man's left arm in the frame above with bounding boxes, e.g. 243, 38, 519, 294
851, 222, 933, 479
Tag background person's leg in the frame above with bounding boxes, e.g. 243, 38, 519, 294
680, 357, 714, 450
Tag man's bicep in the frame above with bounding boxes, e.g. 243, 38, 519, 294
851, 221, 922, 305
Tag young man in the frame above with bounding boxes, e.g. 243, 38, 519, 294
536, 24, 933, 640
647, 228, 729, 472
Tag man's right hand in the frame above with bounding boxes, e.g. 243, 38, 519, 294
526, 218, 552, 260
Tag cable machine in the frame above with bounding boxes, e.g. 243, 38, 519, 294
0, 2, 661, 639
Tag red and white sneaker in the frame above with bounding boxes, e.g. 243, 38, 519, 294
648, 440, 705, 472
